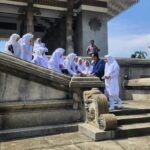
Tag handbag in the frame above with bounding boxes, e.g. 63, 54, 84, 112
8, 45, 14, 54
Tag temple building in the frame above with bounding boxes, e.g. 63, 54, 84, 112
0, 0, 139, 55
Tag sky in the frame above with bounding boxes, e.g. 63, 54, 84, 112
108, 0, 150, 58
0, 0, 150, 58
0, 40, 6, 51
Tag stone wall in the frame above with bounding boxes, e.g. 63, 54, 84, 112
0, 71, 68, 102
117, 58, 150, 100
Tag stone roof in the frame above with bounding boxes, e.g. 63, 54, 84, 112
1, 0, 139, 18
108, 0, 139, 17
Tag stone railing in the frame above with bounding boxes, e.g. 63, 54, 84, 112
123, 78, 150, 89
0, 52, 102, 89
0, 52, 103, 105
122, 78, 150, 100
0, 52, 70, 88
83, 88, 117, 131
117, 58, 150, 99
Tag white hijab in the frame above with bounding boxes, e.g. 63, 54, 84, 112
32, 47, 48, 67
104, 55, 120, 96
20, 33, 33, 45
77, 58, 85, 73
82, 60, 93, 74
4, 33, 20, 56
48, 48, 65, 72
104, 55, 120, 77
19, 33, 34, 61
64, 53, 77, 75
33, 38, 48, 54
33, 38, 42, 53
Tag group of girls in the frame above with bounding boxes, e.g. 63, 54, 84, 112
4, 33, 122, 110
48, 50, 93, 76
4, 33, 93, 76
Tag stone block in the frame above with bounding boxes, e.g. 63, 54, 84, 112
79, 123, 115, 141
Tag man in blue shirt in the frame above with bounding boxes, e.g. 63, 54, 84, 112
89, 52, 105, 93
91, 52, 105, 80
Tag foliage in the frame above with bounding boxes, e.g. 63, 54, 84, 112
131, 50, 148, 59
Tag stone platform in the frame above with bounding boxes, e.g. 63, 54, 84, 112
0, 132, 149, 150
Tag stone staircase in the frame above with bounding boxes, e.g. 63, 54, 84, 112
111, 78, 150, 138
112, 102, 150, 139
0, 53, 102, 141
0, 99, 83, 141
79, 100, 150, 141
0, 53, 149, 141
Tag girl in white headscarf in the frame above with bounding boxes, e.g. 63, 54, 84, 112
4, 33, 21, 58
64, 53, 77, 76
33, 38, 48, 53
33, 38, 42, 52
32, 47, 48, 68
82, 60, 93, 75
77, 58, 85, 73
48, 48, 65, 73
19, 33, 34, 62
103, 55, 122, 110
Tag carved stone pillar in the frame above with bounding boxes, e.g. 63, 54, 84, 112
26, 0, 34, 33
66, 0, 74, 54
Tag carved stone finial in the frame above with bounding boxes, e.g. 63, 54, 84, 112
83, 88, 117, 131
99, 114, 117, 131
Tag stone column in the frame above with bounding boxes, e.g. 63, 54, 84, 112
79, 11, 108, 56
26, 0, 34, 33
66, 0, 74, 54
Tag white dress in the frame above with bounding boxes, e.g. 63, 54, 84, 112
104, 55, 122, 109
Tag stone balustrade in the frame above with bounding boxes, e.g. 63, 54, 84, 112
123, 78, 150, 89
0, 52, 103, 102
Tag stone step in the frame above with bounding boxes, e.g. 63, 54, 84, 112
79, 123, 115, 141
124, 91, 150, 101
79, 122, 150, 141
0, 109, 83, 130
116, 122, 150, 139
111, 108, 150, 116
0, 123, 78, 141
117, 113, 150, 125
0, 99, 73, 112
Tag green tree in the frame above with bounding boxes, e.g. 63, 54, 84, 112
134, 50, 148, 59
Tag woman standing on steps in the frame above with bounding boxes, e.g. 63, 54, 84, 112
102, 55, 122, 110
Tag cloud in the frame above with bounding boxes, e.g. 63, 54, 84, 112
108, 34, 150, 58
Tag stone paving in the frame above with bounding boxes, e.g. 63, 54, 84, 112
0, 132, 150, 150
